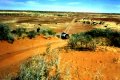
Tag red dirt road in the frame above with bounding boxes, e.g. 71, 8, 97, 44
0, 36, 67, 78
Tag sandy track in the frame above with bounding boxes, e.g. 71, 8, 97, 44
0, 36, 67, 70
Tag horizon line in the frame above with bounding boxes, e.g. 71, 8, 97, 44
0, 9, 120, 14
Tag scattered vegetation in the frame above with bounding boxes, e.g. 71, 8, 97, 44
40, 28, 56, 36
68, 28, 120, 51
85, 28, 120, 47
99, 21, 105, 25
12, 28, 26, 37
0, 23, 56, 43
27, 30, 37, 39
11, 45, 70, 80
81, 19, 105, 26
68, 32, 96, 51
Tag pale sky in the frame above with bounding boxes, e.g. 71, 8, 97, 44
0, 0, 120, 13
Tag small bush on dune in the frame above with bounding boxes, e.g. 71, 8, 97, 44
0, 23, 14, 43
83, 21, 91, 24
47, 29, 56, 36
0, 23, 56, 43
40, 28, 56, 36
92, 37, 110, 47
19, 56, 61, 80
85, 28, 120, 39
0, 23, 11, 40
99, 21, 104, 25
85, 21, 91, 24
111, 37, 120, 47
86, 28, 120, 47
11, 45, 70, 80
85, 28, 106, 37
69, 28, 120, 51
12, 28, 26, 37
27, 30, 37, 39
68, 33, 96, 51
6, 33, 14, 43
27, 28, 56, 38
19, 56, 50, 80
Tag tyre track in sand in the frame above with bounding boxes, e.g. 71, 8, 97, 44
0, 38, 67, 70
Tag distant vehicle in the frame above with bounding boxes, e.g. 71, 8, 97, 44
61, 18, 76, 39
61, 32, 69, 39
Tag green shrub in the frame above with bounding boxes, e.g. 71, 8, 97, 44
12, 28, 26, 37
40, 28, 56, 36
6, 33, 14, 43
99, 21, 104, 25
0, 24, 56, 42
19, 56, 49, 80
47, 29, 56, 35
85, 28, 106, 37
0, 23, 11, 40
68, 33, 96, 51
86, 28, 120, 47
93, 37, 110, 46
111, 37, 120, 47
91, 22, 98, 26
14, 46, 63, 80
27, 30, 37, 39
82, 21, 91, 24
68, 28, 120, 50
86, 21, 91, 24
0, 23, 14, 43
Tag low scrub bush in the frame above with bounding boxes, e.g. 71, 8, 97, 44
85, 28, 107, 37
91, 22, 98, 26
0, 23, 56, 43
27, 30, 37, 39
11, 45, 70, 80
111, 37, 120, 47
83, 21, 91, 24
86, 28, 120, 47
40, 28, 56, 36
99, 21, 104, 25
0, 23, 11, 40
93, 37, 110, 46
6, 33, 14, 43
0, 23, 14, 43
26, 28, 56, 39
69, 28, 120, 51
68, 33, 96, 51
12, 28, 26, 37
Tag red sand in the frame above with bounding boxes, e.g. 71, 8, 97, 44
0, 21, 120, 79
